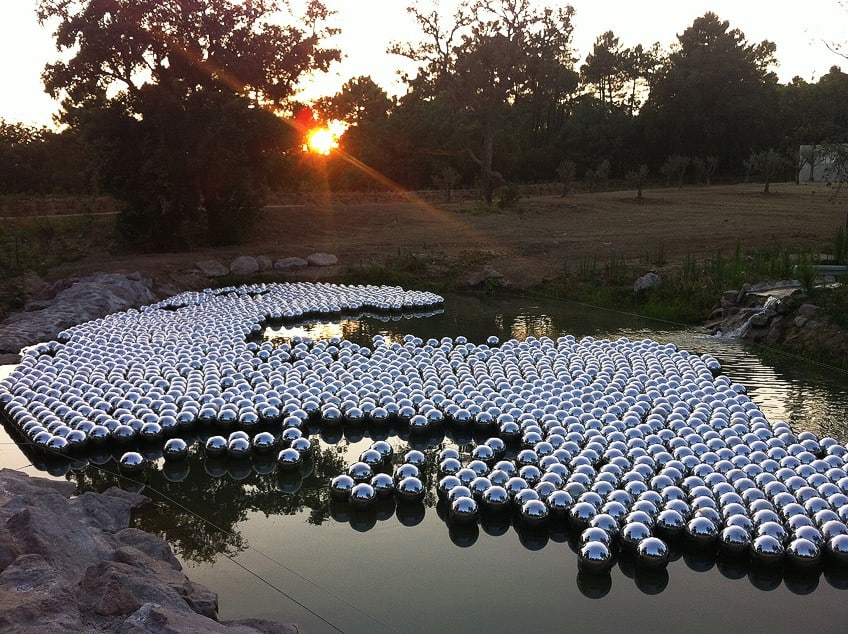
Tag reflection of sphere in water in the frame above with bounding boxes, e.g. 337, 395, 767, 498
576, 570, 611, 599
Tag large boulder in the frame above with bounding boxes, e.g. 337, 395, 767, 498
0, 469, 298, 633
230, 256, 260, 276
256, 255, 273, 272
0, 272, 157, 355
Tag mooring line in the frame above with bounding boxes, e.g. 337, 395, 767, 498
3, 433, 397, 634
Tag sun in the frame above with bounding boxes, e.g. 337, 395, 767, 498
304, 120, 348, 155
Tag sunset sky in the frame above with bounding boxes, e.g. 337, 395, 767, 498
1, 0, 846, 127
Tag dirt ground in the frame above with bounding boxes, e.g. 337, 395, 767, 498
39, 181, 848, 292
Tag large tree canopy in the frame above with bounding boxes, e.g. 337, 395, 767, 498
394, 0, 577, 205
38, 0, 340, 246
640, 12, 778, 172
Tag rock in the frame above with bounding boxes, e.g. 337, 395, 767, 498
230, 256, 260, 276
122, 603, 298, 634
634, 271, 662, 293
306, 252, 338, 267
256, 255, 273, 272
0, 353, 20, 365
0, 272, 157, 354
0, 470, 297, 633
468, 265, 504, 287
274, 257, 308, 272
797, 304, 821, 318
22, 270, 53, 308
196, 260, 230, 278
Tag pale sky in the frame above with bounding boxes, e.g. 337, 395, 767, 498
1, 0, 846, 127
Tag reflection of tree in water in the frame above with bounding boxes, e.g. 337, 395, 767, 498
67, 444, 346, 564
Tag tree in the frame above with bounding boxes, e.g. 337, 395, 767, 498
581, 31, 627, 106
746, 149, 788, 193
38, 0, 340, 246
393, 0, 577, 205
660, 154, 690, 188
556, 160, 576, 196
625, 164, 649, 202
640, 12, 779, 176
692, 156, 719, 185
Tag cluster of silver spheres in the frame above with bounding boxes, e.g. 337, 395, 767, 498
0, 283, 442, 474
1, 281, 848, 577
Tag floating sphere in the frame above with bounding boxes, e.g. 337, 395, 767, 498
637, 537, 670, 570
205, 435, 228, 458
290, 437, 312, 458
350, 483, 377, 510
227, 437, 251, 459
371, 473, 396, 499
246, 433, 274, 455
569, 502, 598, 531
348, 461, 374, 483
118, 451, 145, 476
578, 541, 613, 574
277, 447, 302, 473
685, 516, 718, 547
450, 496, 480, 525
520, 499, 550, 527
482, 485, 511, 513
826, 534, 848, 566
330, 474, 355, 502
139, 422, 163, 442
437, 475, 463, 500
396, 476, 426, 504
621, 521, 652, 552
786, 538, 821, 569
163, 438, 189, 462
719, 525, 752, 556
751, 534, 785, 566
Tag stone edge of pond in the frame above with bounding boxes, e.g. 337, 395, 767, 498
0, 468, 299, 634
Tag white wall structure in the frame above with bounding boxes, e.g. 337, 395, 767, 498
798, 144, 848, 182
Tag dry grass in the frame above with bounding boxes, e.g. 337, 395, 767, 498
3, 181, 845, 294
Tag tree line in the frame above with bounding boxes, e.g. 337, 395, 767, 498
2, 1, 847, 247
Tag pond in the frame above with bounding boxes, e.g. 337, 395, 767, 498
1, 289, 848, 633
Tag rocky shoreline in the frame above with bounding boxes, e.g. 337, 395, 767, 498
703, 279, 848, 361
0, 468, 297, 633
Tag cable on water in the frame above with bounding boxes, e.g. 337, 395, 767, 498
0, 425, 399, 634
